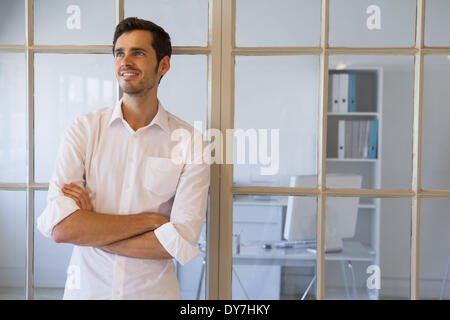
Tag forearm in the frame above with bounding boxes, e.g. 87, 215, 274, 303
99, 230, 173, 260
52, 209, 168, 247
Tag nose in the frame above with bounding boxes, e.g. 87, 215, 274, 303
120, 52, 133, 68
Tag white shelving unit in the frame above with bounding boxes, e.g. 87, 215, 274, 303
326, 67, 382, 299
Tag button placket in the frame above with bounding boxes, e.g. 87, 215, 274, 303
112, 255, 125, 299
119, 134, 137, 213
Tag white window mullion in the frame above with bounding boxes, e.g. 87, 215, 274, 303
25, 0, 35, 301
316, 0, 330, 301
411, 0, 425, 301
205, 0, 222, 300
218, 0, 235, 300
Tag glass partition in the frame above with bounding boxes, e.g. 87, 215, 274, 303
329, 0, 416, 47
327, 55, 415, 190
125, 0, 209, 47
158, 54, 208, 132
420, 199, 450, 300
34, 53, 117, 183
232, 195, 316, 300
0, 0, 25, 45
422, 55, 450, 190
233, 55, 319, 188
425, 0, 450, 47
0, 191, 26, 300
0, 53, 26, 183
34, 0, 116, 45
325, 197, 411, 300
236, 0, 321, 47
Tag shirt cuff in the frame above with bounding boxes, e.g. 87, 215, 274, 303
154, 222, 200, 265
37, 196, 80, 238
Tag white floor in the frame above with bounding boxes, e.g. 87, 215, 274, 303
0, 287, 64, 300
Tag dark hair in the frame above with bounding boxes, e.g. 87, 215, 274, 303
112, 17, 172, 63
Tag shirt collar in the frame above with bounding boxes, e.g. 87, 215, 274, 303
108, 98, 170, 134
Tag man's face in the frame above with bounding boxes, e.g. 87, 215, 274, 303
114, 30, 167, 96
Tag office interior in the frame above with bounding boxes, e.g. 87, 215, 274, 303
0, 0, 450, 300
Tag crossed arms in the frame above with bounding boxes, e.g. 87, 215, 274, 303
51, 183, 172, 260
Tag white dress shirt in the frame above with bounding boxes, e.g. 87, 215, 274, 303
37, 99, 210, 300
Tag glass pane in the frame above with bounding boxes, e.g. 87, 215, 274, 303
422, 56, 450, 190
0, 0, 25, 45
232, 195, 316, 300
34, 0, 116, 45
0, 53, 26, 183
327, 55, 415, 189
325, 197, 410, 300
425, 0, 450, 46
235, 0, 321, 47
420, 199, 450, 300
0, 191, 26, 300
158, 55, 208, 132
329, 0, 416, 47
125, 0, 208, 47
233, 56, 319, 188
34, 54, 117, 182
34, 191, 73, 300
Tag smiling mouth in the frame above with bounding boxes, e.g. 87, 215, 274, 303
120, 70, 140, 79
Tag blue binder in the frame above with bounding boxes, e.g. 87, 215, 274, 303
368, 120, 378, 159
348, 73, 357, 112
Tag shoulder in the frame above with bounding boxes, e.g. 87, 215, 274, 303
165, 110, 205, 139
166, 111, 194, 132
69, 107, 112, 130
64, 106, 113, 138
165, 110, 210, 165
74, 106, 112, 126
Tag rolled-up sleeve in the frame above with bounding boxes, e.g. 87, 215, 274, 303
36, 117, 87, 238
37, 191, 80, 238
154, 150, 210, 265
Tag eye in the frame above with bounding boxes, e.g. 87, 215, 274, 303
115, 51, 124, 57
135, 51, 144, 56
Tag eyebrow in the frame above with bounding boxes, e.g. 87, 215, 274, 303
114, 47, 148, 54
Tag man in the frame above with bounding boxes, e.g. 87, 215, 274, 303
37, 17, 210, 300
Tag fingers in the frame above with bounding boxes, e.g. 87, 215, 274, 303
62, 192, 82, 208
61, 183, 93, 211
77, 186, 93, 211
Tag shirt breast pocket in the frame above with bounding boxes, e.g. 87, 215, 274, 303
144, 157, 183, 198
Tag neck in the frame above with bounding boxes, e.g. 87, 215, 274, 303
121, 89, 158, 131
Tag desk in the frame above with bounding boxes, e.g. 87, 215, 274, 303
232, 240, 374, 299
234, 240, 374, 267
196, 241, 374, 299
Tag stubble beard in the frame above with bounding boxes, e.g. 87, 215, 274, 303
120, 65, 159, 97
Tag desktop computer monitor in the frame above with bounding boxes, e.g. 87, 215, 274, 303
283, 174, 362, 251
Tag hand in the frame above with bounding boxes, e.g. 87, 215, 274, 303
62, 183, 93, 211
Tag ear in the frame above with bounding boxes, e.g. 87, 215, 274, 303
158, 56, 171, 77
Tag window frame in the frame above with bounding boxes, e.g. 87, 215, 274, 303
218, 0, 450, 300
